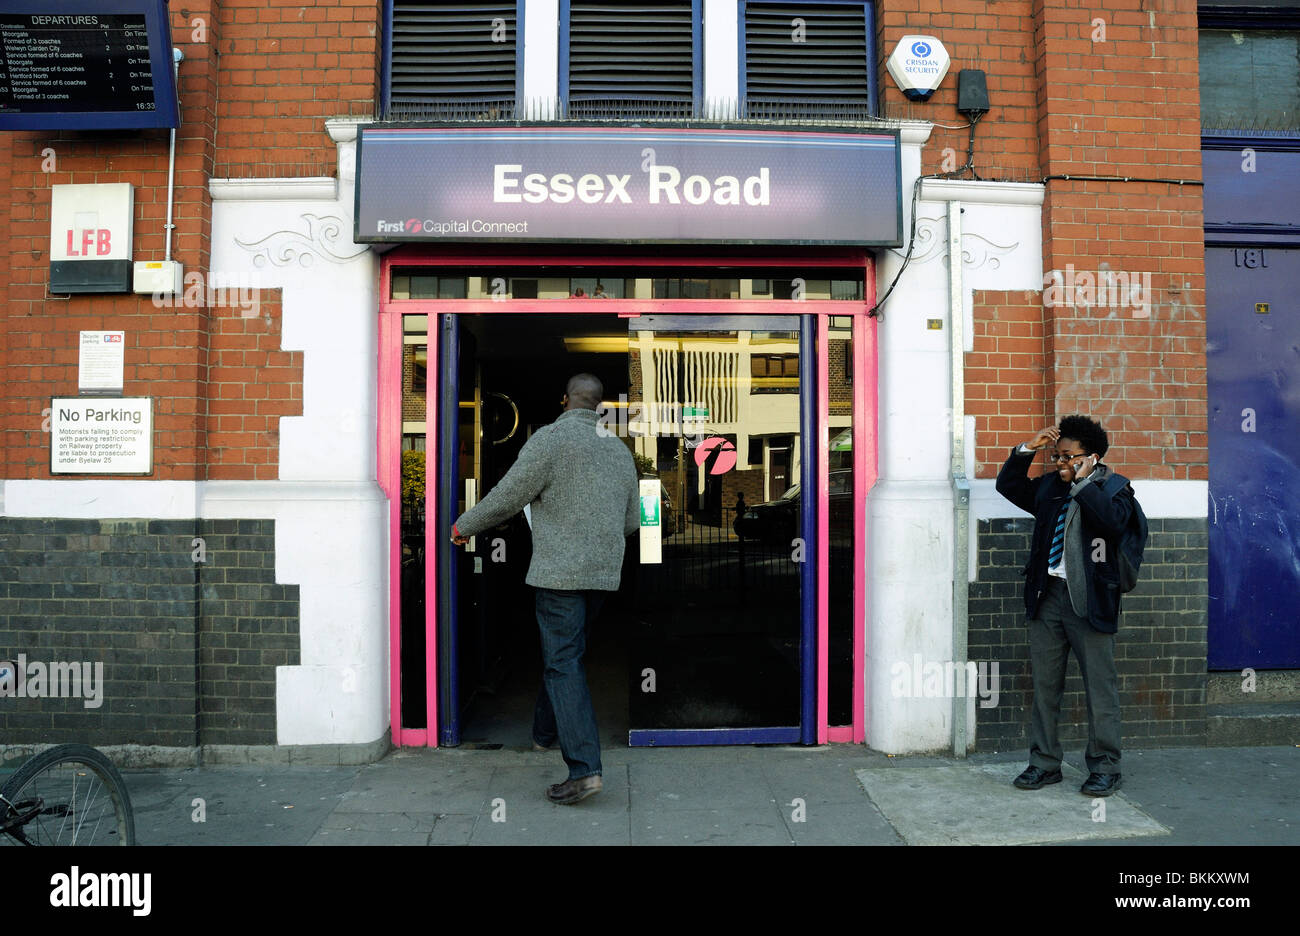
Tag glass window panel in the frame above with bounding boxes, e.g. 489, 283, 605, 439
1199, 29, 1300, 130
437, 278, 467, 299
629, 326, 803, 731
827, 332, 854, 726
387, 269, 862, 301
831, 279, 863, 301
409, 275, 439, 299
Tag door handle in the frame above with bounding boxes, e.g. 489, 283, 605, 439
464, 479, 477, 551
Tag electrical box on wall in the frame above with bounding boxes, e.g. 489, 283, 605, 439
133, 260, 183, 296
48, 183, 134, 294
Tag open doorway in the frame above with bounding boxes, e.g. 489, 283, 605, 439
448, 314, 633, 748
427, 311, 814, 748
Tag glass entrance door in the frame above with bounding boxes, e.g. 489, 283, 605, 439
625, 315, 813, 744
433, 312, 816, 747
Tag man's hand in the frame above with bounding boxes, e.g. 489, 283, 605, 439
1026, 427, 1060, 451
450, 523, 469, 546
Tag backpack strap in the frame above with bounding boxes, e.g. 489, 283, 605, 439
1100, 470, 1132, 498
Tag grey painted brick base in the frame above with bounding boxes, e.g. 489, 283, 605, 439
969, 517, 1209, 752
0, 518, 300, 750
0, 732, 393, 769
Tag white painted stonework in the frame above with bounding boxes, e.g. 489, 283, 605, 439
865, 139, 1048, 753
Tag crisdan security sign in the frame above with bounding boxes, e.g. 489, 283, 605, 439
887, 35, 950, 102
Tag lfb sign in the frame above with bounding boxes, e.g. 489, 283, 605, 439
49, 183, 134, 293
886, 35, 951, 102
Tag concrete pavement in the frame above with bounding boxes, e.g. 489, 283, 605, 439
117, 742, 1299, 846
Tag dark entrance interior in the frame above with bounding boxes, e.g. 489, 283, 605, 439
413, 311, 810, 747
453, 314, 633, 747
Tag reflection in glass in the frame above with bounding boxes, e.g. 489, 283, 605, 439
627, 327, 802, 730
827, 323, 854, 726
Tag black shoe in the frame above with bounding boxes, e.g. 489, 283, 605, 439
1013, 765, 1063, 789
1080, 772, 1122, 796
546, 775, 602, 805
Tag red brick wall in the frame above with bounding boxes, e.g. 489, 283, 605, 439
214, 0, 380, 178
966, 290, 1048, 476
912, 0, 1210, 480
0, 3, 312, 482
878, 0, 1040, 180
207, 290, 303, 480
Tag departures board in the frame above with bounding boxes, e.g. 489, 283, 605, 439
0, 3, 179, 130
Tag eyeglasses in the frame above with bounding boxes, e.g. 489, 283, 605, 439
1048, 451, 1088, 464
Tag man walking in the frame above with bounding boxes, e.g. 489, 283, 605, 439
451, 373, 639, 804
995, 415, 1136, 796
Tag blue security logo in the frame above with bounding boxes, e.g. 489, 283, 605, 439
911, 40, 931, 57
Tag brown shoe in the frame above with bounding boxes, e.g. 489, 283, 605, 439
546, 774, 602, 805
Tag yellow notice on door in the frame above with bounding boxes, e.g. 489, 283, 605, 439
638, 479, 662, 564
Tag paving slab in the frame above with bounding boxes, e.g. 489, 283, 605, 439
629, 761, 778, 810
484, 764, 630, 815
781, 800, 906, 846
760, 756, 885, 806
854, 762, 1170, 846
468, 803, 630, 845
123, 764, 358, 846
333, 763, 490, 815
631, 805, 792, 845
428, 814, 479, 845
1064, 747, 1299, 846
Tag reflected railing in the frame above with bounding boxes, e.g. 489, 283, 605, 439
652, 505, 801, 597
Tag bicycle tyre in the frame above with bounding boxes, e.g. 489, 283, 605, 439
0, 744, 135, 846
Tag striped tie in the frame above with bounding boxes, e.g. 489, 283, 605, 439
1047, 500, 1070, 569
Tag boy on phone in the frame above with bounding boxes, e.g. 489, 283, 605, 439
995, 415, 1136, 796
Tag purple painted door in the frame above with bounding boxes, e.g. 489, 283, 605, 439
1207, 246, 1300, 668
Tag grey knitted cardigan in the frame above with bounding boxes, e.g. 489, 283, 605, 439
453, 407, 640, 591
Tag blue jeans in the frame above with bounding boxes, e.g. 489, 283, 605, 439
531, 588, 605, 780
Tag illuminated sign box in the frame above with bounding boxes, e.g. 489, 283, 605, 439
355, 125, 903, 247
0, 0, 179, 131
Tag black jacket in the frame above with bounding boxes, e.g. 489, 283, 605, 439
995, 446, 1136, 633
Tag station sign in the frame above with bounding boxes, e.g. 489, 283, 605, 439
356, 125, 903, 246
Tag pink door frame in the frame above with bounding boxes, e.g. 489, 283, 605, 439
376, 248, 878, 747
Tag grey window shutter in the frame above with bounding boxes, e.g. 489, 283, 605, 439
744, 2, 871, 119
567, 2, 695, 119
390, 2, 518, 119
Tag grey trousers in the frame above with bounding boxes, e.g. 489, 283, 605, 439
1027, 576, 1122, 775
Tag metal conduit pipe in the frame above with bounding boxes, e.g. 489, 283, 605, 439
164, 47, 183, 262
948, 200, 971, 758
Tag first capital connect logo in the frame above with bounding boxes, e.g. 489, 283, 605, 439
375, 219, 425, 233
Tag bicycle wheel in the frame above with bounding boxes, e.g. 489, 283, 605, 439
0, 744, 135, 846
